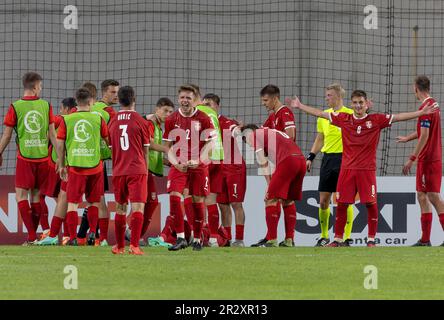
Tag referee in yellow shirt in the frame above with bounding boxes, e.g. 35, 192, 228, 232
306, 83, 354, 247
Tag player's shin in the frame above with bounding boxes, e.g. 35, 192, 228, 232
366, 202, 379, 240
130, 211, 143, 247
333, 203, 348, 241
193, 202, 205, 242
344, 205, 354, 240
18, 200, 36, 241
114, 213, 127, 249
283, 203, 296, 240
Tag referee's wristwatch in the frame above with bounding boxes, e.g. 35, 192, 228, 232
306, 152, 316, 162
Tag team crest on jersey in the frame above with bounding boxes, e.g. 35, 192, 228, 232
366, 121, 372, 129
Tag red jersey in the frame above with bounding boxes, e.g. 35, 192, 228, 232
218, 115, 245, 171
163, 108, 216, 163
417, 97, 441, 162
57, 112, 109, 175
108, 110, 150, 176
252, 128, 303, 165
47, 115, 64, 165
262, 112, 275, 129
262, 106, 296, 140
3, 96, 55, 163
330, 112, 393, 170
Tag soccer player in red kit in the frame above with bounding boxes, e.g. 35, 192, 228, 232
202, 94, 247, 247
108, 86, 150, 255
252, 84, 298, 247
397, 76, 444, 247
56, 88, 109, 246
240, 125, 306, 246
163, 85, 216, 251
0, 72, 57, 245
37, 97, 78, 246
289, 90, 438, 246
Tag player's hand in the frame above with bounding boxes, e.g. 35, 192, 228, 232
402, 159, 413, 175
422, 102, 439, 115
174, 163, 188, 173
59, 166, 68, 181
396, 136, 409, 143
306, 160, 312, 172
186, 160, 199, 169
285, 96, 302, 109
367, 99, 374, 109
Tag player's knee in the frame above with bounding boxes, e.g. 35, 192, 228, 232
417, 192, 428, 204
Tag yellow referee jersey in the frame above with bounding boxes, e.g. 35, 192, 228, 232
317, 106, 354, 154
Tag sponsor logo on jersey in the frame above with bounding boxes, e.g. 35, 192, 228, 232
73, 120, 93, 143
366, 121, 372, 129
24, 110, 43, 133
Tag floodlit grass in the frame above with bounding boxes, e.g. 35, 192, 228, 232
0, 246, 443, 299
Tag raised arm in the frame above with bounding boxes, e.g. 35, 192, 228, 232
392, 102, 437, 123
285, 96, 330, 120
396, 131, 418, 143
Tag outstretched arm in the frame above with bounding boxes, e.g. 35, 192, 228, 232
285, 97, 330, 120
392, 103, 438, 123
396, 131, 418, 143
402, 127, 429, 175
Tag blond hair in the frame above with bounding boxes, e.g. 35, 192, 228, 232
326, 83, 345, 99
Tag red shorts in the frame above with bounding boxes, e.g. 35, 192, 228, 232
209, 163, 223, 194
42, 163, 61, 198
217, 165, 247, 203
147, 172, 159, 203
167, 165, 210, 196
66, 170, 104, 203
267, 156, 305, 201
15, 157, 49, 190
337, 169, 377, 204
416, 161, 442, 193
113, 174, 147, 204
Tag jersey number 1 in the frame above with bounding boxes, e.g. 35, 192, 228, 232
119, 125, 129, 151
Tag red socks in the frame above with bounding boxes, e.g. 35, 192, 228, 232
235, 224, 244, 240
30, 202, 42, 232
66, 211, 78, 240
265, 205, 280, 240
439, 213, 444, 231
18, 200, 36, 241
39, 195, 50, 230
283, 203, 297, 240
63, 219, 69, 237
184, 197, 194, 231
366, 203, 379, 239
170, 196, 184, 234
334, 203, 348, 239
130, 212, 143, 247
141, 202, 158, 237
420, 212, 433, 243
49, 216, 63, 238
114, 214, 126, 249
193, 202, 205, 240
87, 205, 99, 233
207, 204, 220, 237
98, 218, 109, 242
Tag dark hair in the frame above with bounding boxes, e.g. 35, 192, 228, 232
156, 97, 175, 108
415, 75, 430, 92
118, 86, 135, 107
101, 79, 120, 92
241, 124, 259, 132
203, 93, 220, 105
75, 88, 92, 105
22, 72, 42, 90
260, 84, 280, 97
351, 90, 368, 100
61, 97, 77, 110
82, 82, 97, 99
178, 85, 198, 97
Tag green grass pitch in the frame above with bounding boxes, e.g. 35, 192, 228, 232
0, 246, 443, 299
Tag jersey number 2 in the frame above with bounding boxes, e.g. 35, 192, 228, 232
119, 125, 129, 151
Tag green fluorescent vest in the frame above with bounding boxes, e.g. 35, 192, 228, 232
64, 112, 102, 168
146, 116, 164, 176
91, 101, 112, 160
13, 99, 50, 159
196, 105, 224, 161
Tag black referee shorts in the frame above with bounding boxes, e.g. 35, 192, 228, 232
318, 153, 342, 193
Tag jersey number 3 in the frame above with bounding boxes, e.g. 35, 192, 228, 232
119, 125, 129, 151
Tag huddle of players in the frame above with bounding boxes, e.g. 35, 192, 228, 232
0, 72, 443, 250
